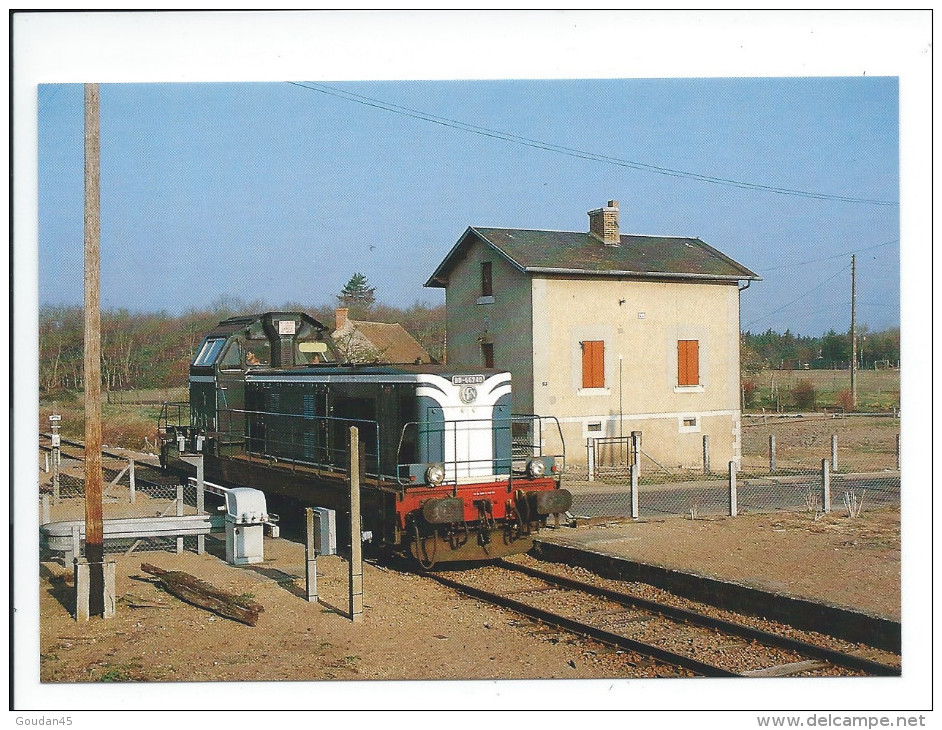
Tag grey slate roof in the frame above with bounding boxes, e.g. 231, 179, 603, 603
425, 226, 761, 287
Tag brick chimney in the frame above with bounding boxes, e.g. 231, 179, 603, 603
335, 307, 349, 330
588, 200, 620, 246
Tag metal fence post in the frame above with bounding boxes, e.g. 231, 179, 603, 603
769, 435, 776, 473
729, 461, 738, 517
822, 459, 831, 513
631, 431, 641, 480
630, 464, 639, 519
702, 435, 711, 475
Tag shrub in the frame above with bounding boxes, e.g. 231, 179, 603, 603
792, 379, 816, 411
742, 380, 758, 409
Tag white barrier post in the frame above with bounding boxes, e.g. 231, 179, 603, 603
305, 507, 318, 603
630, 464, 639, 519
729, 461, 738, 517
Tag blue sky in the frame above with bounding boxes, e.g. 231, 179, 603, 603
38, 76, 899, 336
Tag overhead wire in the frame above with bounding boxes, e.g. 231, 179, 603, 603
743, 262, 852, 331
287, 81, 899, 208
758, 238, 899, 272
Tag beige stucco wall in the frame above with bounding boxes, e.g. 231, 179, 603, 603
532, 276, 743, 468
442, 242, 535, 407
439, 235, 744, 470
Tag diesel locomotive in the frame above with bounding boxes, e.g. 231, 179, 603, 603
159, 312, 572, 566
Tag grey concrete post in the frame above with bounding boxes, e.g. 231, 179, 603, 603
729, 461, 738, 517
769, 435, 776, 473
702, 435, 711, 474
176, 483, 184, 554
180, 455, 205, 554
349, 428, 363, 623
128, 458, 136, 504
74, 557, 116, 621
52, 442, 61, 505
831, 435, 838, 472
630, 464, 639, 519
70, 524, 81, 564
822, 459, 831, 513
305, 507, 318, 603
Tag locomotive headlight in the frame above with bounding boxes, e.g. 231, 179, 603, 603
526, 459, 546, 478
425, 463, 446, 486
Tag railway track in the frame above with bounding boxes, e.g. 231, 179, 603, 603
38, 432, 177, 493
423, 559, 901, 678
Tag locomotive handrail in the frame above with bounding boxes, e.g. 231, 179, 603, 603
393, 414, 566, 488
217, 407, 383, 483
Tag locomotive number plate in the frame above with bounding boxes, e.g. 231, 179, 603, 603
452, 375, 485, 385
278, 320, 296, 335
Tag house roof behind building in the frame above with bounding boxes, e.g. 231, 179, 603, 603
337, 320, 433, 364
425, 226, 761, 287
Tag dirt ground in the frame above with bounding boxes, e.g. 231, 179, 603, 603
547, 508, 901, 620
35, 505, 900, 687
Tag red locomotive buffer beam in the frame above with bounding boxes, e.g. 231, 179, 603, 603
404, 479, 572, 568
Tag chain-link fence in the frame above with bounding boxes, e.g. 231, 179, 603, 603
38, 434, 213, 563
564, 414, 900, 521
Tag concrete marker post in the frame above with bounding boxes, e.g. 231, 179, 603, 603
349, 428, 363, 623
630, 464, 639, 519
305, 507, 318, 603
729, 461, 738, 517
822, 459, 831, 513
176, 483, 184, 554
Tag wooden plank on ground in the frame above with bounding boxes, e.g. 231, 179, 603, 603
140, 563, 264, 626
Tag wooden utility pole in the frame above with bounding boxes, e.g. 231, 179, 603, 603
84, 82, 105, 616
850, 254, 857, 410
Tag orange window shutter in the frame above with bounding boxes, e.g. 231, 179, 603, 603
582, 341, 604, 388
678, 340, 699, 386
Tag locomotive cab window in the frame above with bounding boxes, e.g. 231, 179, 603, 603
245, 341, 270, 367
219, 341, 243, 370
193, 337, 226, 366
297, 340, 330, 365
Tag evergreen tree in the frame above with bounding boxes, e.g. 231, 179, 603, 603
337, 273, 376, 318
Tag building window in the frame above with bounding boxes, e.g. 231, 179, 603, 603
481, 261, 493, 297
581, 340, 605, 389
678, 339, 700, 386
481, 342, 494, 368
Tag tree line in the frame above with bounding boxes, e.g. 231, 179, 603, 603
38, 294, 898, 396
38, 296, 446, 396
741, 327, 900, 374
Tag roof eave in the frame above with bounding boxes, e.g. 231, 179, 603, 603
424, 226, 528, 288
525, 266, 762, 282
